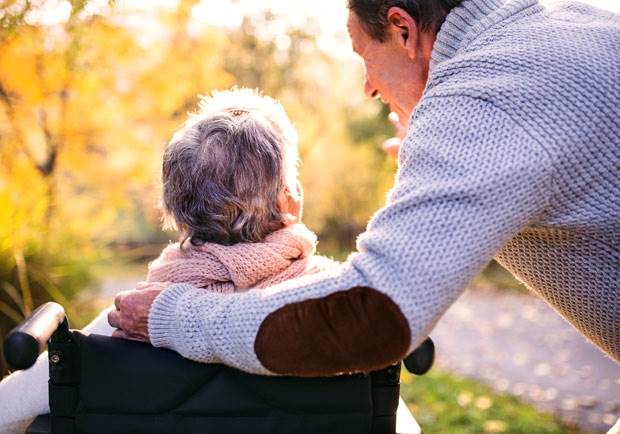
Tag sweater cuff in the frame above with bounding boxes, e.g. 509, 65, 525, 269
148, 283, 194, 350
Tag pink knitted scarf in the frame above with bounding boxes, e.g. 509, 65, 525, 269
146, 224, 333, 292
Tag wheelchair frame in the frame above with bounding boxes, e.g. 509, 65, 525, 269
4, 302, 434, 434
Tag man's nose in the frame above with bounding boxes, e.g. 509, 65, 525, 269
364, 79, 379, 99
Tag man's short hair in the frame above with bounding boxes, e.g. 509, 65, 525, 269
348, 0, 463, 42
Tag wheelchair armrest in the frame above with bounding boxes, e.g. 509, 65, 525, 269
3, 302, 68, 370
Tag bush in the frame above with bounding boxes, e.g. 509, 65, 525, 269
0, 233, 100, 377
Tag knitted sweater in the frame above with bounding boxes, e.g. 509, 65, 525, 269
148, 0, 620, 375
0, 224, 334, 433
146, 224, 331, 291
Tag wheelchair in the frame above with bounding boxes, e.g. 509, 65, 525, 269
4, 302, 435, 434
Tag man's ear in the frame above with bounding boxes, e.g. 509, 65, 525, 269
386, 6, 418, 60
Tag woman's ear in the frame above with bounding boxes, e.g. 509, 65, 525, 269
277, 182, 303, 226
386, 6, 419, 61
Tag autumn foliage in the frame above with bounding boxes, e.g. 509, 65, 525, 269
0, 0, 395, 373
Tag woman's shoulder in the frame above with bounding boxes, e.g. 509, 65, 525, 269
305, 255, 340, 274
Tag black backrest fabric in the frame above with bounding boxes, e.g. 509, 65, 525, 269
47, 332, 400, 434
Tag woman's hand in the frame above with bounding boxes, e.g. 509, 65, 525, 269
108, 282, 169, 342
382, 112, 408, 158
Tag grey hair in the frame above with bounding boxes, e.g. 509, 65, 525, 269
161, 88, 299, 246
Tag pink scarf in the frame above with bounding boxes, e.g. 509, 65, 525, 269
146, 224, 333, 292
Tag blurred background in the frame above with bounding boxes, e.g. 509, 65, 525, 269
0, 0, 618, 433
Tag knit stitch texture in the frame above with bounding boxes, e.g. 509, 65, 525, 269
146, 224, 329, 291
148, 0, 620, 374
0, 223, 333, 434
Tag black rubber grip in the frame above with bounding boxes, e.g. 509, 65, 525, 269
403, 337, 435, 376
3, 302, 66, 370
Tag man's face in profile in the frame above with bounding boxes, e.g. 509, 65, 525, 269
347, 9, 431, 128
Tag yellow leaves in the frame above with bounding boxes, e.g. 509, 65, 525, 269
0, 164, 48, 251
457, 391, 474, 407
401, 369, 413, 385
457, 391, 495, 410
475, 395, 494, 410
0, 3, 243, 250
82, 20, 141, 64
483, 420, 508, 433
456, 390, 507, 433
0, 0, 390, 261
0, 27, 43, 102
0, 25, 73, 104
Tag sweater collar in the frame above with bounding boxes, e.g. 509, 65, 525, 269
146, 224, 316, 290
431, 0, 538, 69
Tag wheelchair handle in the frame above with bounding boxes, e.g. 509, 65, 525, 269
3, 302, 68, 370
403, 337, 435, 376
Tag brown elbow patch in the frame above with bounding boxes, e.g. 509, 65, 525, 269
254, 286, 411, 377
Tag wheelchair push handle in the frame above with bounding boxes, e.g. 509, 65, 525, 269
403, 337, 435, 376
3, 302, 68, 370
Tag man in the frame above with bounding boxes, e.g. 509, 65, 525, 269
110, 0, 619, 382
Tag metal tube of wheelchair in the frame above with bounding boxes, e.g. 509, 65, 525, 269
3, 302, 67, 370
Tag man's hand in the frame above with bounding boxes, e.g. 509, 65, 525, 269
382, 112, 408, 158
108, 282, 169, 342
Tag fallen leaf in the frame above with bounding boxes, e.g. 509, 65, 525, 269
483, 420, 507, 433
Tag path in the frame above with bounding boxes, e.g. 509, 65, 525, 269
431, 287, 620, 433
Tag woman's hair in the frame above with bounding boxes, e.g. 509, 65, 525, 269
161, 88, 299, 246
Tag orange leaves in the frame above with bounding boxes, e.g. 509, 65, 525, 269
0, 2, 239, 252
0, 0, 390, 260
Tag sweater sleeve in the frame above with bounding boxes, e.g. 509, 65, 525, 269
148, 96, 554, 376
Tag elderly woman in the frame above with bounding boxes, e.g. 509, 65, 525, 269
142, 88, 335, 297
0, 88, 335, 433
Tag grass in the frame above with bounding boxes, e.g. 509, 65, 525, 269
400, 368, 588, 434
474, 260, 528, 293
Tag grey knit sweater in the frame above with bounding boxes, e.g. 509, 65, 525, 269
148, 0, 620, 373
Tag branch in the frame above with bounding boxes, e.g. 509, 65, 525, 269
36, 108, 58, 176
0, 0, 32, 42
34, 54, 58, 177
0, 300, 23, 325
0, 80, 38, 167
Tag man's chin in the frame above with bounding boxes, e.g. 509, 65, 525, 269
393, 109, 409, 129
